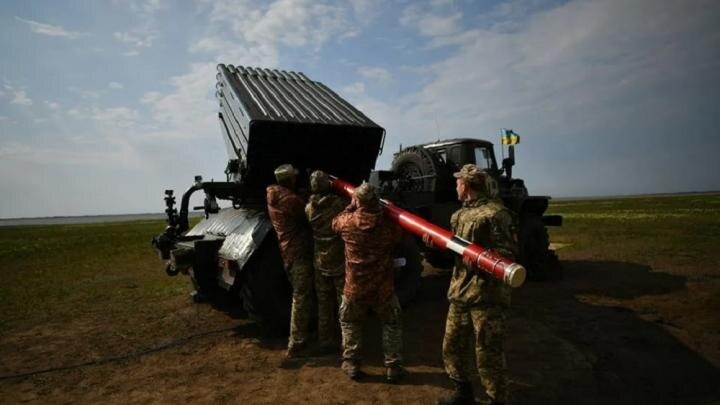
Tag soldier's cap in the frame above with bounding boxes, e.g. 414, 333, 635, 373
453, 164, 487, 186
274, 164, 299, 181
310, 170, 330, 193
354, 182, 379, 206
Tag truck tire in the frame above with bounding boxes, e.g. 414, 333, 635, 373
394, 235, 423, 305
392, 147, 439, 192
519, 215, 551, 280
238, 233, 292, 336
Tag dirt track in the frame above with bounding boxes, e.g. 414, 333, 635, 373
2, 254, 719, 404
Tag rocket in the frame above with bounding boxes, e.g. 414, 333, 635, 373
330, 176, 527, 288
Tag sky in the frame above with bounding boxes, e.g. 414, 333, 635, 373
0, 0, 718, 218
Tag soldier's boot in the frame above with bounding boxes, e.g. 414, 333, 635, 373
341, 360, 362, 380
386, 365, 407, 384
436, 380, 475, 405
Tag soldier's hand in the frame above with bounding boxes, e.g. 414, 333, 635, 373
347, 196, 359, 211
422, 233, 436, 249
462, 256, 475, 268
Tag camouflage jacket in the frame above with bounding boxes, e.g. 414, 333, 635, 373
266, 185, 313, 268
332, 206, 402, 304
448, 197, 518, 307
305, 193, 348, 276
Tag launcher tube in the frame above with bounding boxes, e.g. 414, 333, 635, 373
330, 177, 526, 288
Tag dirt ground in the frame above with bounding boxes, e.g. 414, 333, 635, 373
1, 253, 719, 405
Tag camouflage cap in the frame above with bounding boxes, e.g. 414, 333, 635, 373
354, 182, 380, 207
453, 164, 487, 187
274, 164, 299, 182
310, 170, 330, 193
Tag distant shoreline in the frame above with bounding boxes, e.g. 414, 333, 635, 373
1, 191, 717, 227
0, 212, 203, 227
552, 190, 720, 201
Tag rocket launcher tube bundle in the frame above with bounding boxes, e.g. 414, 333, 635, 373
329, 176, 526, 288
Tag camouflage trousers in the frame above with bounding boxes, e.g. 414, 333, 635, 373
339, 295, 402, 367
288, 260, 314, 348
443, 302, 509, 402
315, 272, 344, 347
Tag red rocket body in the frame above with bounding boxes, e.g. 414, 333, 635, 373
330, 177, 526, 288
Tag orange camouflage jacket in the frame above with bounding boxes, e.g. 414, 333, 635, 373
266, 185, 313, 268
332, 206, 402, 303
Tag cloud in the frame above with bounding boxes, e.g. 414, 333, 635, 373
353, 0, 720, 196
90, 106, 139, 128
10, 89, 33, 106
400, 5, 462, 37
108, 82, 124, 90
357, 66, 392, 82
139, 91, 161, 104
14, 16, 86, 39
68, 86, 100, 99
0, 115, 8, 121
0, 140, 139, 168
44, 101, 61, 110
113, 31, 155, 48
112, 0, 166, 53
154, 0, 369, 145
341, 81, 366, 96
192, 0, 363, 65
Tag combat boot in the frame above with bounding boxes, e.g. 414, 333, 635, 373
386, 365, 407, 383
341, 360, 362, 380
436, 379, 475, 405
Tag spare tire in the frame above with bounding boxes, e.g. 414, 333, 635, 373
392, 147, 440, 193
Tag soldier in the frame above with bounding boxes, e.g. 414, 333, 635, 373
332, 182, 407, 383
433, 164, 518, 405
266, 164, 314, 358
305, 170, 348, 353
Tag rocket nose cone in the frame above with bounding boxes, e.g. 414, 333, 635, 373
505, 263, 527, 288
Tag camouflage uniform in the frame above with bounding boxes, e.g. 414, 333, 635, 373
332, 183, 404, 367
306, 171, 348, 348
443, 165, 518, 403
266, 165, 314, 350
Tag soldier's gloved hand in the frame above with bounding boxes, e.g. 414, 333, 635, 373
462, 256, 475, 268
422, 233, 436, 249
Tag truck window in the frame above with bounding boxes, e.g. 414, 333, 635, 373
474, 146, 492, 169
449, 146, 462, 170
437, 149, 447, 163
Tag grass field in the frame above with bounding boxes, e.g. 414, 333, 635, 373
546, 193, 720, 268
1, 194, 719, 403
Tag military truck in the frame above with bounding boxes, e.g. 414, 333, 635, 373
372, 133, 562, 278
152, 64, 560, 334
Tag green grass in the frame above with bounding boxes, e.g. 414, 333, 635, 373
1, 194, 718, 334
546, 193, 720, 271
0, 220, 192, 332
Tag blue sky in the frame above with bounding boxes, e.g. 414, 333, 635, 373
1, 0, 718, 218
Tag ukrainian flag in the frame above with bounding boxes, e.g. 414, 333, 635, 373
501, 129, 520, 145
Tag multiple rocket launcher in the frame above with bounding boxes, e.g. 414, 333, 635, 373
213, 64, 526, 288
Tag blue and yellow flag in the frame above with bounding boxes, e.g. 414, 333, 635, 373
501, 129, 520, 145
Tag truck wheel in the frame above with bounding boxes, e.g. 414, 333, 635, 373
238, 233, 292, 336
394, 235, 423, 305
392, 147, 439, 192
519, 215, 551, 280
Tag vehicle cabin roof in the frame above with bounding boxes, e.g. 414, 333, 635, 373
420, 138, 495, 149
